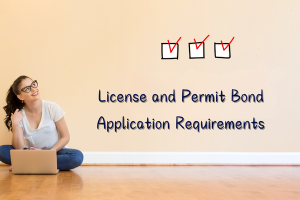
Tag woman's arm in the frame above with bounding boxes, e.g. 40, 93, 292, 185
50, 116, 70, 151
12, 123, 24, 149
11, 109, 25, 149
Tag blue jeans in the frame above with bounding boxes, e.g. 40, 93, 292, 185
0, 145, 84, 171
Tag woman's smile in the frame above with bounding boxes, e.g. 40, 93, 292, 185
32, 90, 39, 96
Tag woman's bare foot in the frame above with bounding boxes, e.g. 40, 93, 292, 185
9, 166, 12, 171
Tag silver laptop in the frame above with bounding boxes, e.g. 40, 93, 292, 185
10, 149, 59, 175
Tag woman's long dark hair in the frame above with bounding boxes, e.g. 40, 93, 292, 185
3, 75, 31, 132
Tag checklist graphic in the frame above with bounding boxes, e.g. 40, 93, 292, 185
189, 35, 209, 59
161, 43, 179, 59
189, 42, 205, 59
161, 36, 234, 59
214, 43, 231, 59
214, 37, 234, 59
161, 37, 181, 60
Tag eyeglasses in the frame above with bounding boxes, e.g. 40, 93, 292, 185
20, 80, 38, 93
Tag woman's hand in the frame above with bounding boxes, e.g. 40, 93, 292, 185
11, 109, 24, 127
27, 147, 41, 150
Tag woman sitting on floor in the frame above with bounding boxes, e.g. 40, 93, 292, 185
0, 75, 83, 171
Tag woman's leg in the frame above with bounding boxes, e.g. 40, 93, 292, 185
0, 145, 28, 165
0, 145, 14, 165
56, 148, 84, 171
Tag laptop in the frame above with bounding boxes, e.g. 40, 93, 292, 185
10, 149, 59, 175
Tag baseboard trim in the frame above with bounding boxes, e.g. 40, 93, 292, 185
1, 152, 299, 166
79, 163, 300, 166
81, 152, 300, 165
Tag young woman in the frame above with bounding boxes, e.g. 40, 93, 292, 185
0, 75, 83, 171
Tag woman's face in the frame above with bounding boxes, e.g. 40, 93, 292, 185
17, 78, 40, 102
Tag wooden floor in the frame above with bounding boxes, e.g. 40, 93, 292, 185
0, 165, 299, 200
